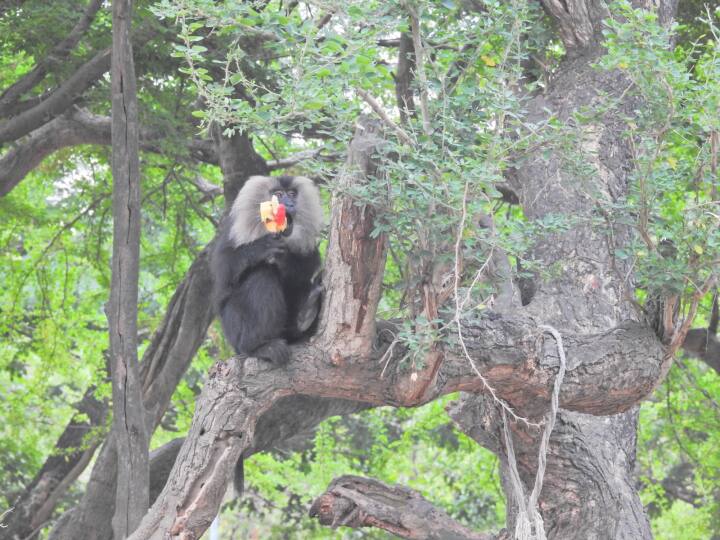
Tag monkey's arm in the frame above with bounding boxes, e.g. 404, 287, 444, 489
211, 234, 287, 311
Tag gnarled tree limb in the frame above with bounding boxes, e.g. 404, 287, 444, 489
310, 475, 495, 540
125, 112, 668, 539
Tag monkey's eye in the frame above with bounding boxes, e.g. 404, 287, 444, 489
287, 190, 297, 198
273, 190, 284, 198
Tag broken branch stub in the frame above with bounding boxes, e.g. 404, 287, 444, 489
309, 475, 495, 540
319, 116, 389, 360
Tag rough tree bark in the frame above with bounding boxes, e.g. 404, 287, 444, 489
108, 0, 148, 536
122, 2, 684, 540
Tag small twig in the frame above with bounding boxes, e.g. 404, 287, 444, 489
356, 88, 415, 146
402, 1, 431, 135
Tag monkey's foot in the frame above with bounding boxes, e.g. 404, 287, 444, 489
252, 339, 290, 365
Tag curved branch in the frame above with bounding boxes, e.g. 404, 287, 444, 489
127, 312, 665, 539
0, 109, 110, 196
0, 109, 218, 197
128, 113, 669, 538
0, 0, 104, 117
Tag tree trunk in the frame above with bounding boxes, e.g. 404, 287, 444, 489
123, 79, 673, 536
444, 2, 678, 538
25, 2, 682, 539
108, 0, 148, 536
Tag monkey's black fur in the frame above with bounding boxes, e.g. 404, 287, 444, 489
210, 175, 323, 365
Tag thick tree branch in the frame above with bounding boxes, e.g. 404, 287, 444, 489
0, 0, 103, 117
0, 109, 110, 197
126, 108, 670, 538
318, 117, 389, 358
310, 475, 495, 540
0, 47, 111, 145
127, 311, 665, 539
0, 108, 217, 197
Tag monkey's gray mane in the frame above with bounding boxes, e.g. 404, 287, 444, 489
228, 175, 323, 253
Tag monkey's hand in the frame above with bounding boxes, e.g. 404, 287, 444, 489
227, 235, 287, 283
263, 235, 288, 266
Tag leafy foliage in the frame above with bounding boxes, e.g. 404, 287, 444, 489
598, 1, 720, 299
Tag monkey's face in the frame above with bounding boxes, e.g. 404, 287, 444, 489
228, 175, 321, 253
271, 187, 297, 236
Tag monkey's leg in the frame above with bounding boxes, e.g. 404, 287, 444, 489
292, 281, 324, 336
221, 269, 290, 364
